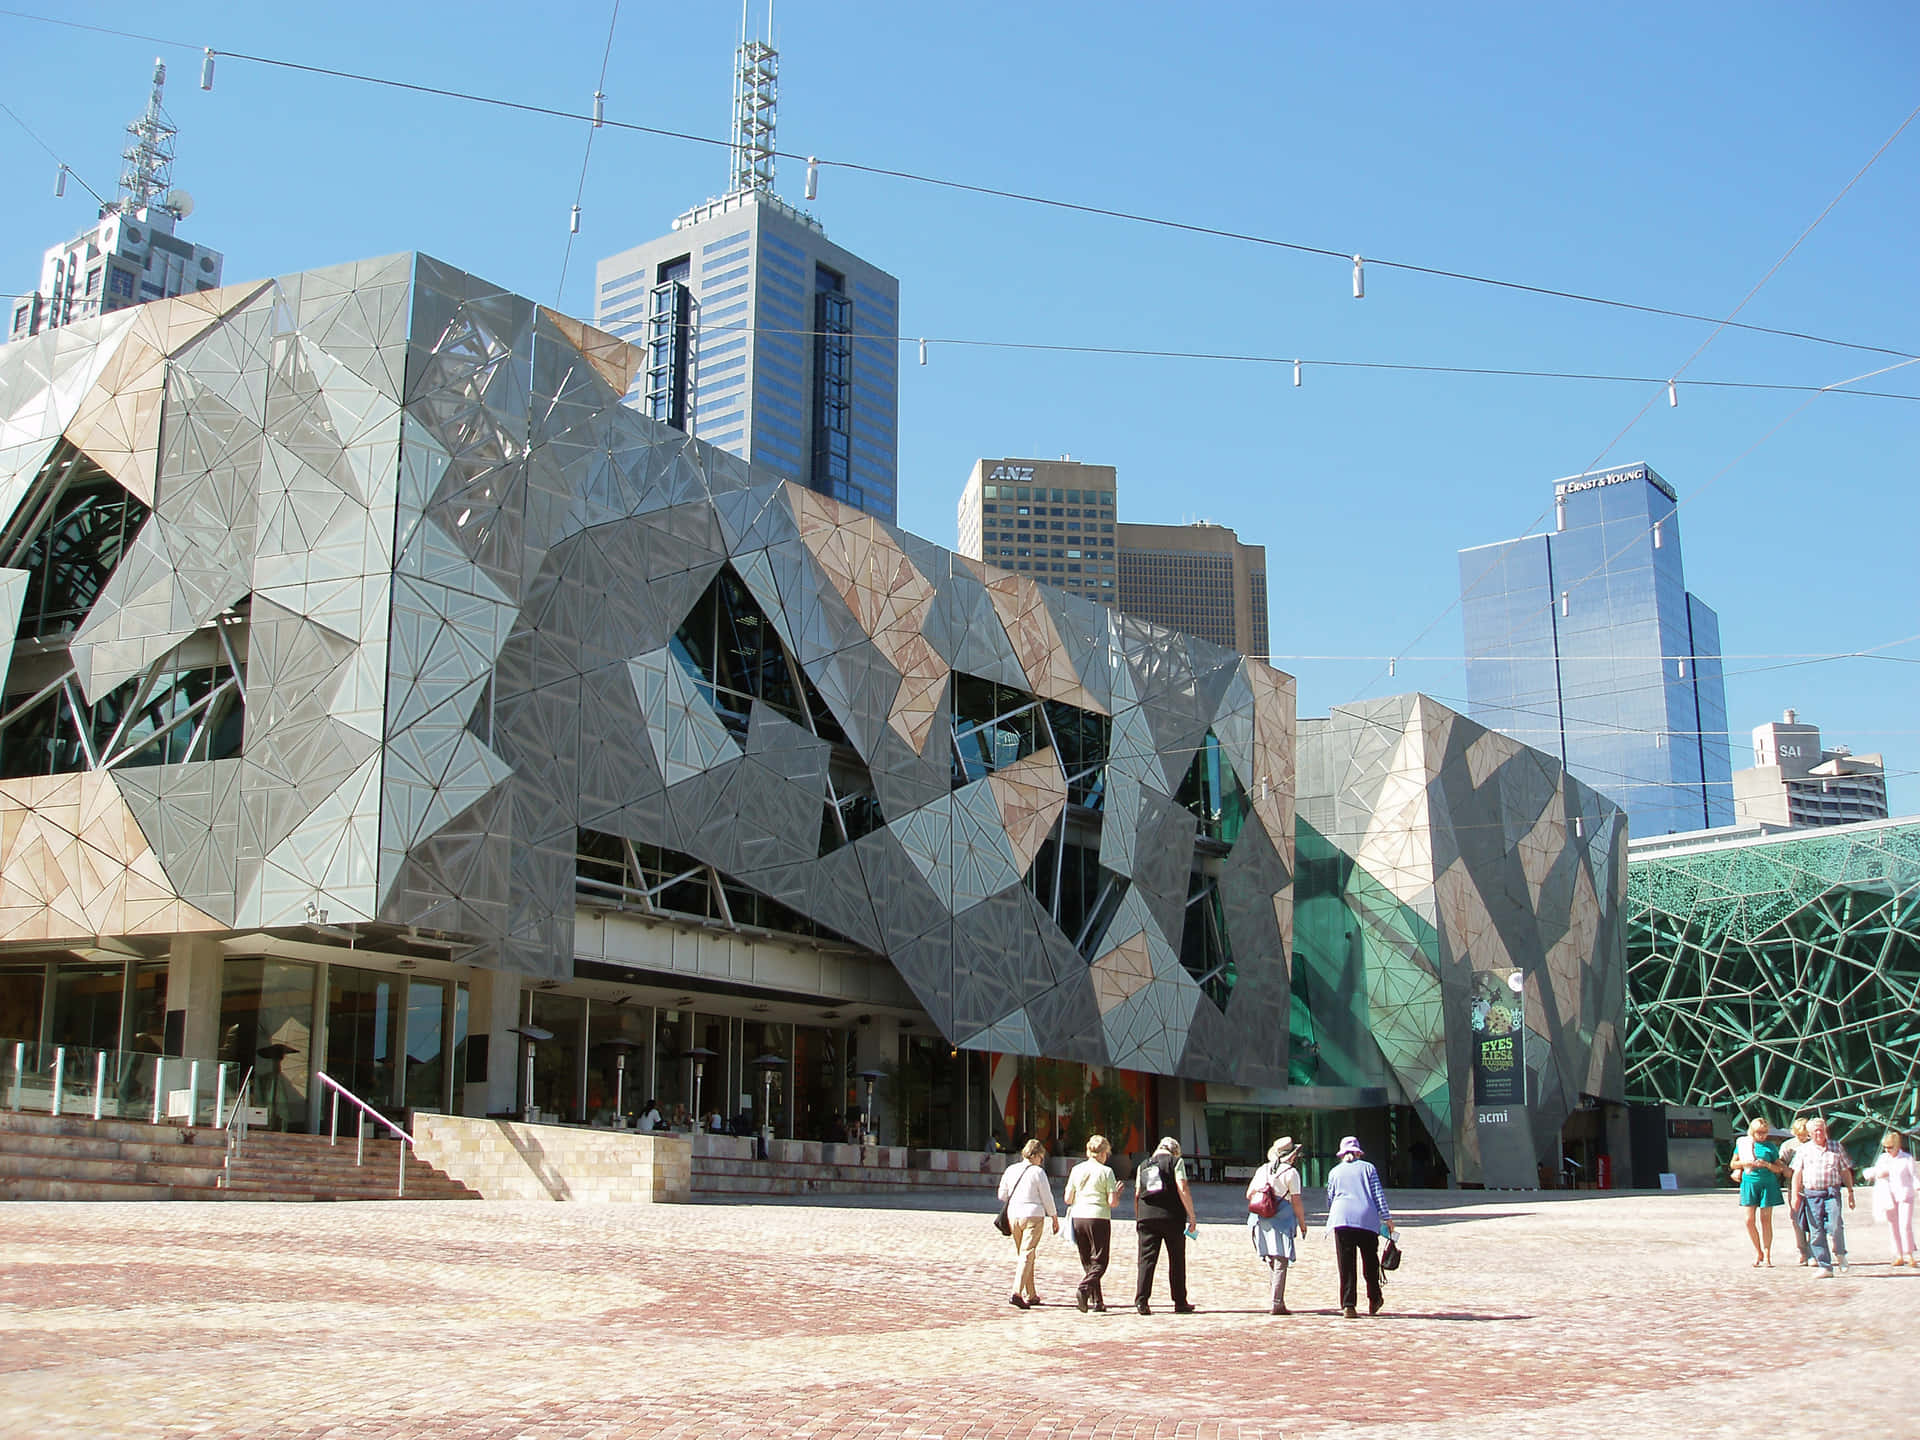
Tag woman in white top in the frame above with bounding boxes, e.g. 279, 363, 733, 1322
1063, 1134, 1126, 1313
1245, 1135, 1308, 1315
997, 1138, 1059, 1309
1863, 1128, 1918, 1265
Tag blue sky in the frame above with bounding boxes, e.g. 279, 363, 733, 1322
4, 1, 1916, 814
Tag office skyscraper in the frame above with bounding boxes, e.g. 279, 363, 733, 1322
1460, 462, 1732, 837
1116, 520, 1269, 657
956, 457, 1117, 601
1734, 709, 1888, 829
594, 26, 899, 521
9, 59, 223, 343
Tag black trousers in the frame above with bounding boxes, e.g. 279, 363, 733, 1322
1134, 1217, 1188, 1307
1072, 1217, 1111, 1305
1335, 1225, 1383, 1312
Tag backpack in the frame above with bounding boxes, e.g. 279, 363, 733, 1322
1247, 1167, 1280, 1219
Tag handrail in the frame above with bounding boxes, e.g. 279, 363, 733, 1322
219, 1064, 254, 1190
314, 1068, 417, 1197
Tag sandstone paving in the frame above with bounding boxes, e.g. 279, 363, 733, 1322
0, 1187, 1913, 1438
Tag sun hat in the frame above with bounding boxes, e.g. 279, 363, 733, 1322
1269, 1136, 1301, 1165
1336, 1135, 1364, 1159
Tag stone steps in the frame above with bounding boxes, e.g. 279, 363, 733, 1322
0, 1110, 479, 1202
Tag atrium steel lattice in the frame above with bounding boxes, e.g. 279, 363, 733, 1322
1625, 819, 1920, 1138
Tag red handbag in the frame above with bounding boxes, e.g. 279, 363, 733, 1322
1247, 1183, 1280, 1219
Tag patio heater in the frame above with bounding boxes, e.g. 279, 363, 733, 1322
600, 1037, 639, 1125
682, 1046, 718, 1130
750, 1052, 787, 1157
509, 1024, 553, 1123
253, 1043, 298, 1132
854, 1067, 885, 1148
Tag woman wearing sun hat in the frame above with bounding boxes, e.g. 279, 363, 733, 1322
1325, 1134, 1397, 1318
1245, 1136, 1308, 1314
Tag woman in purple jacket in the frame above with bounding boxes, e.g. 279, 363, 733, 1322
1325, 1135, 1398, 1318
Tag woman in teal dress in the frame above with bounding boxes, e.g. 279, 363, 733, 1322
1733, 1115, 1786, 1266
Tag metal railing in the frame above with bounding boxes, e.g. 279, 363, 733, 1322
219, 1065, 255, 1190
315, 1068, 418, 1197
2, 1038, 245, 1126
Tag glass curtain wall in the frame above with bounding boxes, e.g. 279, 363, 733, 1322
325, 966, 403, 1114
740, 1020, 789, 1137
585, 1003, 650, 1125
529, 992, 586, 1121
218, 959, 317, 1132
0, 964, 45, 1043
652, 1009, 689, 1122
792, 1024, 847, 1142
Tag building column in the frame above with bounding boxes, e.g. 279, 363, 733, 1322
164, 934, 223, 1061
468, 969, 520, 1117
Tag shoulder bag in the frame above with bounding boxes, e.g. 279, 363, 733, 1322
1381, 1233, 1403, 1271
994, 1161, 1025, 1236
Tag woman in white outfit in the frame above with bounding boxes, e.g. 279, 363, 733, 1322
997, 1138, 1059, 1309
1863, 1128, 1918, 1266
1245, 1136, 1308, 1314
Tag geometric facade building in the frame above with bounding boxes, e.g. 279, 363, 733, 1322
1460, 463, 1733, 839
1295, 695, 1629, 1186
1625, 817, 1920, 1143
0, 253, 1292, 1099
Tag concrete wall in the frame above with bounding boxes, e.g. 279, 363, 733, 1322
412, 1115, 691, 1202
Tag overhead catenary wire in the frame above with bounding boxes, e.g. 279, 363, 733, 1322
555, 0, 622, 304
0, 97, 110, 208
664, 319, 1920, 400
1, 5, 1914, 365
1352, 98, 1920, 704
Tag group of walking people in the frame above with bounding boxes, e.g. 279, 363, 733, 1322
1730, 1114, 1917, 1275
996, 1131, 1399, 1318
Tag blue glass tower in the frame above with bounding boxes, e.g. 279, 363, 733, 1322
1459, 464, 1733, 837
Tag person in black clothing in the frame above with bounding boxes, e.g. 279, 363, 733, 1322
1131, 1136, 1199, 1314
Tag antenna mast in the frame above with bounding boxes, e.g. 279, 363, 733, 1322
117, 57, 179, 215
727, 2, 778, 194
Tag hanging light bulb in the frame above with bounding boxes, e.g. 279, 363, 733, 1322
569, 204, 581, 235
1667, 380, 1678, 408
805, 156, 819, 200
1652, 520, 1663, 549
1388, 657, 1396, 677
1574, 815, 1584, 839
592, 90, 605, 127
54, 163, 66, 198
1292, 359, 1302, 388
1676, 658, 1686, 679
1560, 590, 1570, 617
917, 338, 927, 366
1352, 255, 1365, 299
200, 48, 215, 91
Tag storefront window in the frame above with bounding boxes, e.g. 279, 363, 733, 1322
403, 979, 446, 1112
693, 1013, 734, 1131
740, 1020, 789, 1138
791, 1024, 848, 1142
0, 964, 46, 1044
49, 963, 124, 1050
585, 1002, 651, 1124
529, 991, 585, 1121
219, 959, 316, 1132
326, 966, 402, 1112
651, 1010, 688, 1122
126, 963, 166, 1053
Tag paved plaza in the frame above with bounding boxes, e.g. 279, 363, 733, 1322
0, 1186, 1914, 1438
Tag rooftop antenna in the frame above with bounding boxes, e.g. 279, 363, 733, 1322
728, 1, 779, 194
116, 58, 179, 216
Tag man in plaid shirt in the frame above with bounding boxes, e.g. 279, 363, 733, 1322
1789, 1117, 1855, 1277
